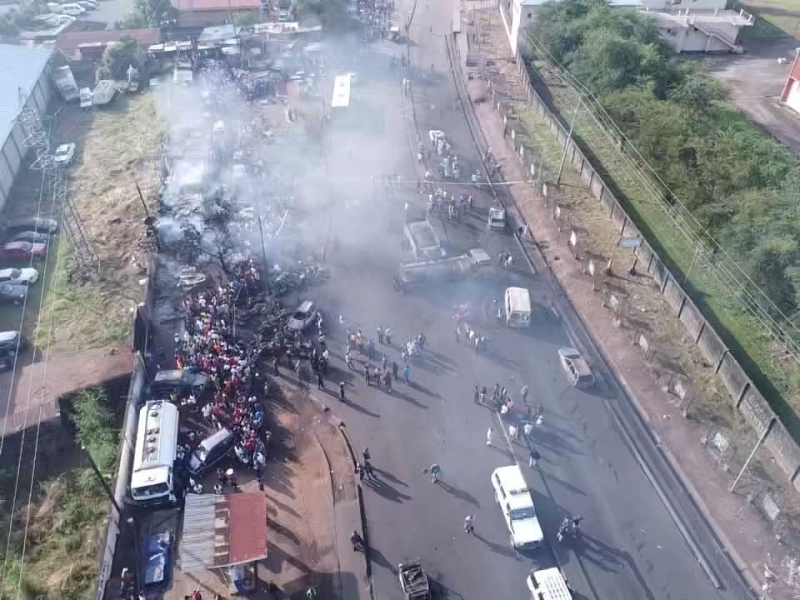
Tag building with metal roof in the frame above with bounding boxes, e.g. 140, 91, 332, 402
0, 44, 55, 213
179, 492, 268, 574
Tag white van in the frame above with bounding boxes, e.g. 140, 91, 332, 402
491, 465, 544, 549
505, 286, 531, 328
527, 567, 573, 599
130, 400, 179, 506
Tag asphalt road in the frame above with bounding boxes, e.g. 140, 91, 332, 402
283, 4, 756, 600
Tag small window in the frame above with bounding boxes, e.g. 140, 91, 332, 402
527, 12, 532, 18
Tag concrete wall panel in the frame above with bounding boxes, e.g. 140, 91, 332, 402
697, 324, 726, 367
764, 421, 800, 481
663, 275, 685, 316
621, 220, 639, 240
590, 176, 603, 201
678, 298, 704, 342
3, 137, 20, 176
738, 388, 775, 437
634, 241, 654, 271
717, 353, 749, 403
651, 257, 668, 289
580, 162, 593, 187
599, 190, 612, 214
611, 201, 627, 233
0, 152, 12, 197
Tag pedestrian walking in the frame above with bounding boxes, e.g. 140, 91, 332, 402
509, 424, 518, 441
463, 515, 474, 534
367, 339, 375, 359
365, 367, 371, 386
455, 325, 461, 344
377, 326, 384, 344
385, 327, 392, 345
529, 448, 541, 469
403, 364, 411, 384
473, 385, 479, 404
317, 371, 324, 390
429, 462, 441, 483
350, 530, 364, 552
339, 382, 346, 402
345, 351, 353, 369
273, 356, 280, 375
392, 361, 398, 379
521, 385, 529, 404
381, 354, 387, 370
523, 422, 534, 440
486, 427, 493, 446
536, 414, 544, 427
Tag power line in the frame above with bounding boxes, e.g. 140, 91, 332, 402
519, 28, 800, 361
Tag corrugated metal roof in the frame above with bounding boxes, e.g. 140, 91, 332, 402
0, 44, 53, 152
180, 493, 267, 574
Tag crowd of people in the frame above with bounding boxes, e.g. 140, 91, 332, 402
176, 259, 270, 488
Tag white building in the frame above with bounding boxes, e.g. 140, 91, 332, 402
0, 45, 55, 214
501, 0, 754, 55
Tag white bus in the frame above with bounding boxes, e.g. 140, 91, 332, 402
130, 400, 179, 507
331, 74, 351, 115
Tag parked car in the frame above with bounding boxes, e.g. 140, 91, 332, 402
151, 368, 210, 396
0, 331, 25, 354
10, 231, 51, 244
187, 428, 235, 476
288, 300, 317, 331
53, 143, 76, 166
0, 284, 28, 304
0, 268, 39, 286
5, 218, 58, 234
0, 242, 47, 260
488, 207, 506, 231
558, 348, 595, 388
60, 3, 85, 15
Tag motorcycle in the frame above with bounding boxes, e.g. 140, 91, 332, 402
557, 515, 582, 543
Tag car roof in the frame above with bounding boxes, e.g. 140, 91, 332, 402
0, 269, 17, 277
199, 427, 233, 449
507, 492, 535, 510
493, 465, 529, 493
154, 369, 180, 382
559, 348, 580, 358
297, 300, 314, 312
55, 144, 71, 152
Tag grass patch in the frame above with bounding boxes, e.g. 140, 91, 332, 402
738, 0, 800, 39
0, 387, 118, 600
36, 94, 162, 352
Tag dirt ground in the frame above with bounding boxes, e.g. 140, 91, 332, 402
166, 381, 354, 600
475, 9, 800, 598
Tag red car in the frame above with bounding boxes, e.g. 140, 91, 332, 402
0, 241, 47, 260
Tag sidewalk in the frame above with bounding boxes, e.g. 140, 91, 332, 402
165, 378, 369, 600
463, 10, 798, 600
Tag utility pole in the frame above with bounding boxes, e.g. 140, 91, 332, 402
82, 445, 121, 516
556, 93, 583, 185
729, 417, 776, 493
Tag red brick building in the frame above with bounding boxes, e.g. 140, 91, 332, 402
172, 0, 263, 27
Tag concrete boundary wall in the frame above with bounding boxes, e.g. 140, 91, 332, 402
487, 68, 800, 488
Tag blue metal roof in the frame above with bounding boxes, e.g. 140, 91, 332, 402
0, 44, 53, 150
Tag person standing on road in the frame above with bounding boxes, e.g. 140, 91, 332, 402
473, 386, 480, 404
521, 385, 529, 404
403, 364, 411, 384
529, 448, 541, 469
381, 354, 387, 371
339, 382, 346, 402
317, 371, 324, 390
508, 424, 517, 441
377, 326, 384, 344
392, 360, 398, 380
350, 531, 364, 552
456, 325, 461, 344
523, 421, 534, 440
486, 427, 493, 446
385, 327, 392, 345
365, 366, 371, 386
429, 462, 441, 483
463, 515, 474, 534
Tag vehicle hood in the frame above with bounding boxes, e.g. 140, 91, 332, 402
19, 268, 37, 280
510, 517, 544, 545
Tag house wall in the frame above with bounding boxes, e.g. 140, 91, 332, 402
0, 63, 54, 214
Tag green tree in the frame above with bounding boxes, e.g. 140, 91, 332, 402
119, 0, 179, 28
97, 37, 145, 82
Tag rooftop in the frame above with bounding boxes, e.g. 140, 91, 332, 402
172, 0, 261, 11
57, 28, 161, 53
0, 44, 53, 147
180, 493, 268, 573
